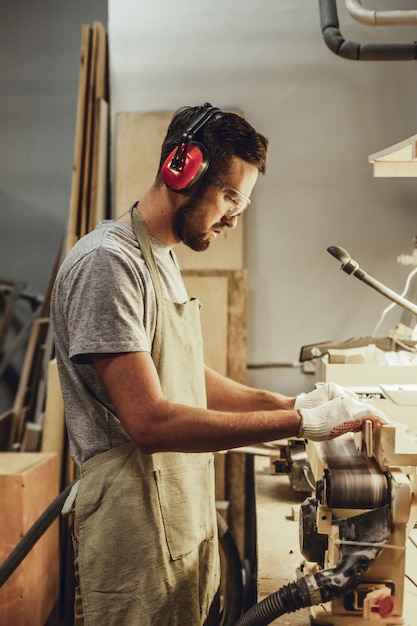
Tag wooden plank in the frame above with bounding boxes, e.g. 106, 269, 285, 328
88, 98, 109, 232
182, 269, 248, 546
93, 21, 108, 101
8, 318, 50, 448
41, 359, 65, 478
115, 111, 172, 211
79, 23, 99, 240
182, 274, 228, 375
182, 269, 248, 383
88, 21, 109, 233
372, 161, 417, 177
115, 111, 244, 269
67, 23, 92, 253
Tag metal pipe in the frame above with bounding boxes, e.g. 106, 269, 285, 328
346, 0, 417, 27
327, 245, 417, 317
319, 0, 417, 60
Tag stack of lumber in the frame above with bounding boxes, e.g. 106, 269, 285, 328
67, 21, 109, 253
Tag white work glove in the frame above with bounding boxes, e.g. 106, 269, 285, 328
295, 382, 357, 410
297, 395, 388, 441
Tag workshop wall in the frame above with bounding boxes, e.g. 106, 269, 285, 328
108, 0, 417, 395
1, 0, 417, 399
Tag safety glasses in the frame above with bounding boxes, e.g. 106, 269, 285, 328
210, 176, 251, 218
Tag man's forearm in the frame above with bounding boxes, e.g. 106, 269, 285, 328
204, 365, 295, 412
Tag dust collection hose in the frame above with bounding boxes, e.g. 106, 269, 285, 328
233, 503, 391, 626
0, 478, 79, 587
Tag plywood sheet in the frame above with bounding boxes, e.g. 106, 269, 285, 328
183, 275, 228, 375
182, 269, 248, 383
115, 111, 244, 269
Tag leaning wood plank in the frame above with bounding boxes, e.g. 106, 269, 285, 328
41, 358, 65, 476
94, 21, 108, 101
88, 98, 109, 232
67, 24, 92, 253
79, 23, 98, 240
182, 274, 228, 375
8, 318, 49, 448
115, 112, 172, 212
182, 269, 248, 383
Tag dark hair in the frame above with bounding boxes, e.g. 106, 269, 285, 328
156, 102, 268, 189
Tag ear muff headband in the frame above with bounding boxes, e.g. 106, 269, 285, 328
161, 106, 222, 192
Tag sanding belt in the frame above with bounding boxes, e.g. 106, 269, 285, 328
321, 438, 389, 510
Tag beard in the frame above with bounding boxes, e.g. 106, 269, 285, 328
172, 199, 214, 252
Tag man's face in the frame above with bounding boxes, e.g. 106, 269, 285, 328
172, 158, 259, 252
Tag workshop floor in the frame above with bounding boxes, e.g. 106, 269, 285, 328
255, 455, 311, 625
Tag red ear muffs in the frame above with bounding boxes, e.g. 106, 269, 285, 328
161, 141, 209, 192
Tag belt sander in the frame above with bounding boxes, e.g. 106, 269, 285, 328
300, 421, 417, 625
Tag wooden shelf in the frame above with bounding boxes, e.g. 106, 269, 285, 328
369, 134, 417, 177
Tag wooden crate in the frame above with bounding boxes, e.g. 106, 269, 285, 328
0, 453, 60, 626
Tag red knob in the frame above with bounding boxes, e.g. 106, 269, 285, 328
371, 595, 396, 619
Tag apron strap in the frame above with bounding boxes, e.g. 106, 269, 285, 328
130, 203, 164, 366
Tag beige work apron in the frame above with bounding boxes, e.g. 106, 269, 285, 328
74, 208, 220, 625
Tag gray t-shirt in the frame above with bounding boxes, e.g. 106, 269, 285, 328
50, 219, 188, 466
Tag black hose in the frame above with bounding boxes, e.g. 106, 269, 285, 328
0, 479, 79, 587
233, 547, 380, 626
234, 504, 392, 626
318, 0, 417, 60
217, 512, 244, 625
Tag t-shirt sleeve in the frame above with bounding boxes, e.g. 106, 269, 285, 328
61, 247, 152, 363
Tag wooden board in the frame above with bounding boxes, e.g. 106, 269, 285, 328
67, 22, 109, 252
41, 359, 65, 476
9, 318, 50, 448
182, 269, 248, 383
369, 133, 417, 177
182, 270, 248, 530
115, 111, 244, 269
89, 98, 109, 232
0, 452, 60, 626
183, 275, 228, 375
67, 23, 92, 253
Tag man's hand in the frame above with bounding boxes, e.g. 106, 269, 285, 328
295, 382, 357, 410
297, 395, 389, 441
